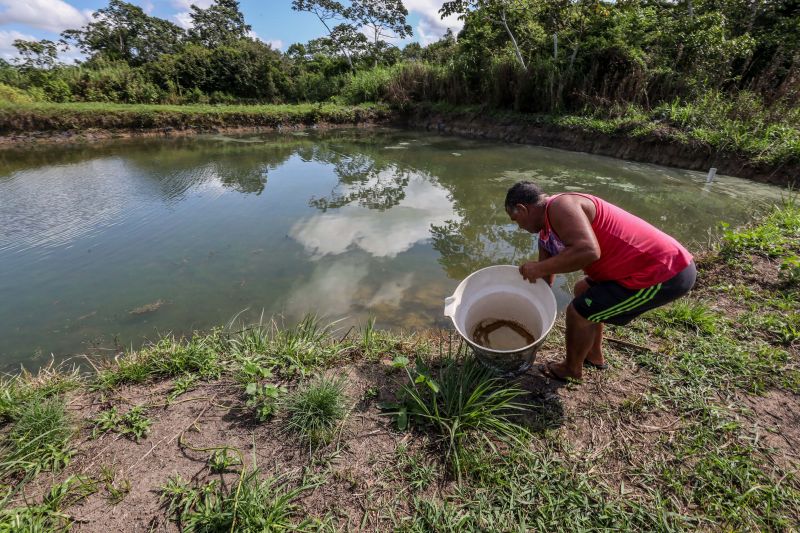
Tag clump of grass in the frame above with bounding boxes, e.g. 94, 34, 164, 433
0, 365, 79, 423
282, 375, 348, 446
92, 405, 152, 442
651, 300, 720, 334
99, 466, 131, 504
0, 396, 74, 480
0, 476, 96, 530
160, 470, 313, 531
93, 331, 223, 390
270, 316, 342, 375
388, 356, 528, 475
167, 373, 198, 403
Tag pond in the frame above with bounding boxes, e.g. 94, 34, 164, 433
0, 128, 786, 370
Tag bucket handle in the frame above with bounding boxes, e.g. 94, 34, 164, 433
443, 295, 457, 318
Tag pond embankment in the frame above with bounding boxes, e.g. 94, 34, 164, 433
1, 202, 798, 530
0, 102, 394, 145
404, 105, 799, 187
0, 102, 797, 186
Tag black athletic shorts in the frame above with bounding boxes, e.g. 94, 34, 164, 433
571, 261, 697, 326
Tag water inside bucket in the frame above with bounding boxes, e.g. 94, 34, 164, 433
471, 318, 536, 351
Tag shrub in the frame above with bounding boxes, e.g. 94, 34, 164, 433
0, 83, 34, 104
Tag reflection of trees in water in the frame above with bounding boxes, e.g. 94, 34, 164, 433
306, 148, 411, 212
431, 219, 534, 279
124, 138, 302, 197
301, 134, 536, 278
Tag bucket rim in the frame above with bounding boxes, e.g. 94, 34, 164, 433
445, 264, 558, 354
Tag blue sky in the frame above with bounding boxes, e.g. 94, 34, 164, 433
0, 0, 463, 62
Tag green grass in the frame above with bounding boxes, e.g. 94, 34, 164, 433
282, 375, 348, 446
160, 470, 314, 532
650, 300, 721, 335
0, 476, 96, 531
0, 367, 79, 423
422, 92, 800, 168
0, 396, 74, 482
394, 443, 438, 491
387, 356, 528, 476
0, 101, 391, 134
720, 196, 800, 262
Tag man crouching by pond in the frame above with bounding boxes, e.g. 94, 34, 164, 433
505, 181, 696, 381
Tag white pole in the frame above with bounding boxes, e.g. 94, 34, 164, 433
706, 167, 717, 183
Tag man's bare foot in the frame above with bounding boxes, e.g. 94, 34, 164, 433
541, 361, 582, 382
584, 349, 608, 369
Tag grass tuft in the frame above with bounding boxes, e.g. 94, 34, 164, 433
160, 469, 313, 532
282, 375, 348, 446
389, 356, 529, 476
0, 396, 74, 481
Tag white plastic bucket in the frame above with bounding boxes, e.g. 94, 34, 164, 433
444, 265, 557, 374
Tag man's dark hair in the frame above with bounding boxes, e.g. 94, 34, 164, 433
505, 181, 545, 211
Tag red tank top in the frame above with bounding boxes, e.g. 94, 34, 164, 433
540, 193, 693, 289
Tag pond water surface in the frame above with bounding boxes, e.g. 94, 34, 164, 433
0, 128, 786, 369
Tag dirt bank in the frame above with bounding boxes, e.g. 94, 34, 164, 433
404, 107, 799, 187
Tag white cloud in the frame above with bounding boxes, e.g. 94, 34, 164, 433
266, 39, 283, 50
171, 0, 213, 28
0, 30, 37, 62
404, 0, 463, 44
172, 11, 192, 29
171, 0, 213, 9
286, 259, 370, 318
289, 171, 460, 259
0, 0, 91, 34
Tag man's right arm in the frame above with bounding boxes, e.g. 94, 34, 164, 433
538, 246, 556, 286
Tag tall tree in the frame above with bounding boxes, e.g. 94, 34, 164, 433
349, 0, 412, 66
292, 0, 359, 71
12, 39, 60, 70
440, 0, 531, 68
61, 0, 184, 65
187, 0, 251, 47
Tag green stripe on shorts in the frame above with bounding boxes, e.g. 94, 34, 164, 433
588, 283, 662, 322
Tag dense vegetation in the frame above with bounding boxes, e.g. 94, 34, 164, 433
1, 0, 797, 112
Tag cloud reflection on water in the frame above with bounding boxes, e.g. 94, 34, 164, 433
289, 170, 460, 259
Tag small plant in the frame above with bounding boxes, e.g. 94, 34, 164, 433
383, 356, 528, 476
167, 373, 198, 403
362, 386, 379, 401
779, 254, 800, 285
207, 448, 242, 473
282, 376, 348, 446
99, 466, 131, 504
0, 396, 74, 479
92, 405, 152, 442
160, 469, 313, 531
245, 383, 285, 422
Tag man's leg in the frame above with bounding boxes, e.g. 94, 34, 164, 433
573, 278, 605, 367
548, 303, 600, 380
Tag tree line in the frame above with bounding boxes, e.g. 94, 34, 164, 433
1, 0, 797, 113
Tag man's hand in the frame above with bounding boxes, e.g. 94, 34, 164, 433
519, 261, 547, 283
